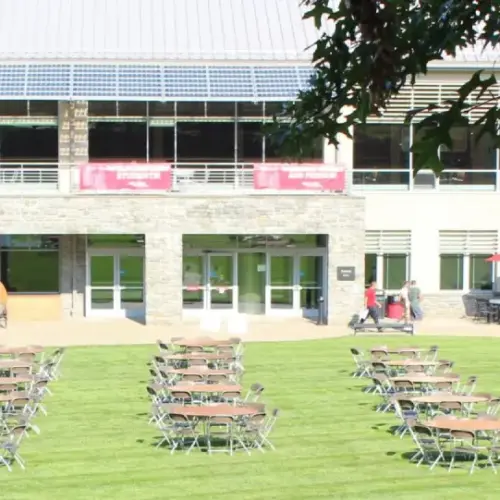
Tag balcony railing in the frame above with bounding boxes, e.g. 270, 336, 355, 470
0, 163, 59, 190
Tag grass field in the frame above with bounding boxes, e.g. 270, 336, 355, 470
3, 336, 500, 500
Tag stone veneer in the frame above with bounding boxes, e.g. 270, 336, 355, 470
6, 194, 365, 324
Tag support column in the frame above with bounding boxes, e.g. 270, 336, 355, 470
58, 101, 89, 193
326, 200, 366, 322
145, 233, 183, 324
60, 235, 86, 318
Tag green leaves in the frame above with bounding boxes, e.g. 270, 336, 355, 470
270, 0, 500, 175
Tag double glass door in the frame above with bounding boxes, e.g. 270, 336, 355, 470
183, 254, 236, 311
87, 250, 145, 317
267, 254, 325, 317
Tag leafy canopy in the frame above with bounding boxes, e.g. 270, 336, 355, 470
270, 0, 500, 173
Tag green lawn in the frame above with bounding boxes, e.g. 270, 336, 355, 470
3, 337, 500, 500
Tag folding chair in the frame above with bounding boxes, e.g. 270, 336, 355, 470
207, 416, 238, 455
159, 413, 200, 454
254, 408, 280, 451
350, 348, 371, 378
449, 430, 484, 474
407, 423, 445, 470
424, 346, 439, 362
244, 383, 264, 402
393, 399, 418, 438
49, 348, 66, 379
0, 425, 27, 471
156, 340, 170, 355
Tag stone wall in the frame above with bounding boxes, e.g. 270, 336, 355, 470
0, 193, 366, 324
422, 292, 493, 318
59, 235, 86, 318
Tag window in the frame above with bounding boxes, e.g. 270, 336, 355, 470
440, 255, 464, 290
353, 124, 410, 185
383, 254, 408, 289
177, 123, 235, 161
364, 253, 409, 289
439, 254, 493, 291
364, 253, 377, 286
469, 254, 493, 290
0, 126, 58, 161
89, 123, 147, 160
0, 248, 59, 292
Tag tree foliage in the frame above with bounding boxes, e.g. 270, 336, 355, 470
270, 0, 500, 173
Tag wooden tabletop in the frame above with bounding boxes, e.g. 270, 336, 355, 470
168, 384, 242, 393
0, 345, 44, 355
0, 376, 33, 384
0, 360, 33, 368
168, 368, 235, 376
172, 338, 236, 348
426, 417, 500, 432
383, 360, 440, 366
166, 353, 235, 361
371, 347, 426, 355
168, 403, 259, 418
390, 375, 459, 384
410, 394, 489, 404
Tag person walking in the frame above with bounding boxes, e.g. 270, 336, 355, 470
0, 279, 7, 327
409, 280, 423, 320
361, 281, 382, 332
399, 281, 411, 323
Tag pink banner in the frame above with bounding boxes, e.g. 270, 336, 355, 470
79, 163, 172, 191
253, 164, 346, 191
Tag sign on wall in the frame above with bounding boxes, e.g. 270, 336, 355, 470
337, 266, 356, 281
79, 163, 172, 191
253, 164, 346, 191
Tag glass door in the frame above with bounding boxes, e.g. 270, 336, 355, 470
299, 255, 324, 319
207, 254, 236, 311
87, 251, 144, 317
89, 255, 115, 313
118, 255, 144, 318
267, 255, 295, 312
183, 255, 206, 310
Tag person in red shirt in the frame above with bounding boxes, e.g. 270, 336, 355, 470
362, 281, 382, 331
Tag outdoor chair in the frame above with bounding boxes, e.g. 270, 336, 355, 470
438, 401, 468, 417
221, 391, 241, 404
372, 379, 397, 412
405, 365, 426, 374
244, 383, 264, 402
169, 337, 183, 351
433, 381, 454, 392
240, 402, 266, 413
350, 348, 371, 378
48, 348, 66, 379
474, 299, 497, 323
392, 380, 417, 394
424, 346, 439, 362
156, 340, 170, 354
157, 413, 200, 454
150, 403, 176, 427
435, 361, 454, 374
182, 374, 204, 383
457, 376, 478, 396
254, 408, 279, 452
207, 415, 248, 456
393, 399, 418, 438
1, 413, 40, 437
449, 430, 485, 474
407, 423, 445, 470
0, 425, 27, 472
17, 352, 36, 363
189, 358, 208, 367
3, 397, 32, 420
371, 349, 389, 360
371, 361, 391, 376
207, 374, 229, 384
0, 383, 17, 394
170, 391, 192, 405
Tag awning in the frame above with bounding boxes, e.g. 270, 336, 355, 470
0, 64, 313, 102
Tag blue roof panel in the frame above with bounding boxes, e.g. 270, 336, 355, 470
0, 64, 312, 101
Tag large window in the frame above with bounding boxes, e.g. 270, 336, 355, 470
439, 254, 492, 290
0, 126, 58, 161
353, 125, 410, 185
364, 253, 409, 289
0, 235, 59, 292
89, 123, 147, 160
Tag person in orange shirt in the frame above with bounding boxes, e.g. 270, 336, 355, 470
0, 280, 8, 320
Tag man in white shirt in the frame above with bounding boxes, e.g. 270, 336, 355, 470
399, 281, 411, 323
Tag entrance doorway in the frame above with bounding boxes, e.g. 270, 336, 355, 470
182, 251, 326, 317
183, 253, 237, 312
86, 250, 145, 318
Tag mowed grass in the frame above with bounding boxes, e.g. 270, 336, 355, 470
3, 336, 500, 500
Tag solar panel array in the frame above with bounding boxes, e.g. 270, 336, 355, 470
0, 64, 313, 101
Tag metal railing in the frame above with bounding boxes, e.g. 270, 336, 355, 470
0, 163, 59, 190
352, 168, 500, 192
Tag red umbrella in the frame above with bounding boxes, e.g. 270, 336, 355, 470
485, 254, 500, 262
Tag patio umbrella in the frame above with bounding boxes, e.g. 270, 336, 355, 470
485, 254, 500, 262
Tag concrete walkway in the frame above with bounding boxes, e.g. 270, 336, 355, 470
1, 316, 500, 347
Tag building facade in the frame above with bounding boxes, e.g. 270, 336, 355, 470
0, 0, 497, 322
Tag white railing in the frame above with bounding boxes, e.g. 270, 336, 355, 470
0, 163, 59, 190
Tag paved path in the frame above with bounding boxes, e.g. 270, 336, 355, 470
0, 316, 500, 347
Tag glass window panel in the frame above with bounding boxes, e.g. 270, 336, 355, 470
300, 288, 320, 309
206, 102, 235, 117
88, 102, 118, 116
183, 256, 205, 287
383, 254, 407, 290
176, 102, 205, 117
90, 256, 114, 287
183, 235, 235, 249
148, 102, 175, 117
0, 125, 58, 160
0, 235, 59, 249
264, 102, 288, 117
238, 122, 263, 162
183, 288, 204, 309
120, 288, 144, 309
177, 122, 235, 161
270, 289, 293, 309
119, 256, 143, 287
148, 125, 174, 161
88, 235, 144, 247
299, 256, 322, 287
117, 101, 147, 116
0, 101, 28, 116
440, 254, 464, 290
270, 256, 293, 286
237, 102, 263, 117
29, 101, 58, 116
209, 255, 233, 286
91, 289, 114, 310
89, 122, 146, 160
1, 250, 59, 292
365, 253, 377, 286
353, 124, 410, 186
469, 254, 493, 290
210, 288, 233, 309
